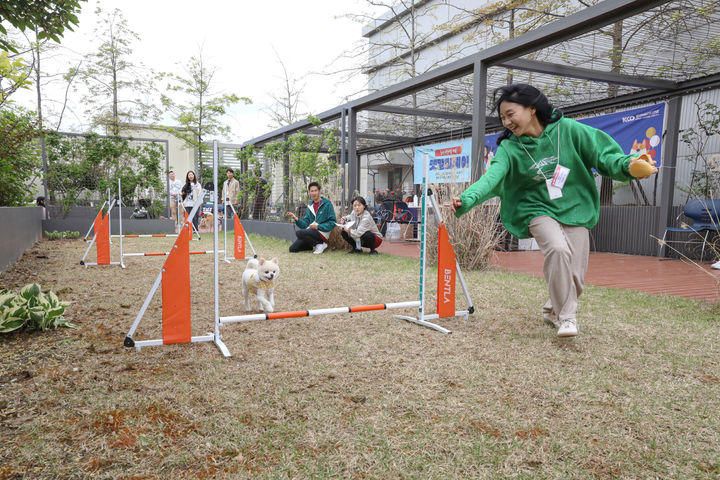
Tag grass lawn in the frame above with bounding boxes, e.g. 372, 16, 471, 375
1, 234, 719, 479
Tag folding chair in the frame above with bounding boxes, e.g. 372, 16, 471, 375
662, 199, 720, 261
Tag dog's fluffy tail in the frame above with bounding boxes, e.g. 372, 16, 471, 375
245, 258, 259, 271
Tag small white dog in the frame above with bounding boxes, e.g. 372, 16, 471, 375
242, 257, 279, 312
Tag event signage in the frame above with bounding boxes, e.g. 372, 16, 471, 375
578, 103, 665, 167
413, 138, 472, 184
413, 103, 666, 184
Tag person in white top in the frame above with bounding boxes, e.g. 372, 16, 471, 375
181, 170, 200, 230
168, 171, 183, 222
340, 196, 383, 255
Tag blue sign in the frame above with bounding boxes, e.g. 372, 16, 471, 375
578, 103, 665, 167
413, 138, 472, 184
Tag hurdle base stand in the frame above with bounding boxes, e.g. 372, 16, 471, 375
393, 311, 469, 335
124, 334, 230, 357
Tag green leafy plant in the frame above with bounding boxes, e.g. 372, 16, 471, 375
0, 108, 42, 206
0, 283, 74, 333
44, 230, 80, 240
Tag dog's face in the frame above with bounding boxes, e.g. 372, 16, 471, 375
257, 258, 279, 282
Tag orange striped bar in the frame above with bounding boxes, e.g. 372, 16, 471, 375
220, 301, 421, 324
112, 234, 179, 238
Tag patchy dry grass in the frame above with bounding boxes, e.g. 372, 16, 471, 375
1, 234, 719, 479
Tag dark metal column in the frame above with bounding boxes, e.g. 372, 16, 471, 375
471, 60, 487, 183
340, 109, 347, 209
656, 96, 682, 257
348, 108, 358, 204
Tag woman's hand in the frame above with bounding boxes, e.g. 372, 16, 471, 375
343, 226, 349, 233
451, 197, 462, 212
629, 154, 658, 179
286, 212, 298, 222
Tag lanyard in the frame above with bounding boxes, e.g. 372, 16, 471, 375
518, 124, 560, 181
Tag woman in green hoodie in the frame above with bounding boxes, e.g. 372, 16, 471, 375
452, 84, 657, 338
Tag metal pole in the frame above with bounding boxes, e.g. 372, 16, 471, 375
119, 179, 125, 268
471, 60, 487, 182
213, 140, 230, 357
83, 200, 106, 242
107, 188, 112, 244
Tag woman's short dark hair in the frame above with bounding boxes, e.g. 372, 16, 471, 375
308, 181, 321, 191
351, 196, 367, 211
492, 84, 562, 144
36, 196, 45, 206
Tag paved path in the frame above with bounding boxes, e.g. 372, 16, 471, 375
376, 240, 719, 302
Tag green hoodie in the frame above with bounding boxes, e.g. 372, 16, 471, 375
454, 116, 635, 239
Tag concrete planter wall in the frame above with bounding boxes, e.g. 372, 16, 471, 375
43, 205, 176, 235
0, 207, 43, 272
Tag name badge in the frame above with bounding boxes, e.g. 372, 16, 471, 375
546, 179, 563, 200
551, 165, 570, 189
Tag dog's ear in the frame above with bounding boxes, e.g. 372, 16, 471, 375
270, 257, 278, 264
259, 258, 265, 265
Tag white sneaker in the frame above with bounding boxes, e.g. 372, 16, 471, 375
313, 242, 328, 255
557, 319, 578, 337
712, 260, 720, 270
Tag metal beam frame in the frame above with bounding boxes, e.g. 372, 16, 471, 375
241, 0, 672, 152
365, 105, 472, 122
498, 58, 678, 90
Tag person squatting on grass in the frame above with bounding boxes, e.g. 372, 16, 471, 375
452, 84, 658, 338
286, 182, 337, 254
340, 196, 383, 255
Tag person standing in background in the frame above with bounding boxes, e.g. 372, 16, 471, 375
221, 168, 240, 218
168, 170, 183, 223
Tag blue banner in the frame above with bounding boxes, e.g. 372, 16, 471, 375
578, 103, 665, 167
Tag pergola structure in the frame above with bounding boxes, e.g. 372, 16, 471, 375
242, 0, 720, 256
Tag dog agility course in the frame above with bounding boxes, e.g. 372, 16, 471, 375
124, 142, 474, 356
80, 179, 256, 268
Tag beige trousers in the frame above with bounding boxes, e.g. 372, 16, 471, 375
528, 216, 589, 323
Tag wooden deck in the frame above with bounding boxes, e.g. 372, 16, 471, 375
376, 241, 720, 302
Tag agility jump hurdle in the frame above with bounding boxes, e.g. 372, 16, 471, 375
124, 141, 473, 357
81, 178, 254, 267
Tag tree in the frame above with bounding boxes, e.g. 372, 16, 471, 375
265, 52, 307, 212
160, 49, 250, 182
45, 132, 164, 216
236, 144, 272, 220
680, 98, 720, 200
262, 115, 340, 210
76, 7, 159, 135
0, 0, 85, 52
0, 48, 32, 106
0, 108, 42, 206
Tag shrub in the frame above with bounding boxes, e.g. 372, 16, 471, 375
424, 183, 503, 270
45, 230, 80, 240
0, 283, 74, 333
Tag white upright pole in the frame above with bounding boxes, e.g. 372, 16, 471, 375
107, 188, 112, 244
119, 179, 125, 268
213, 141, 230, 357
223, 197, 229, 262
393, 151, 451, 334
